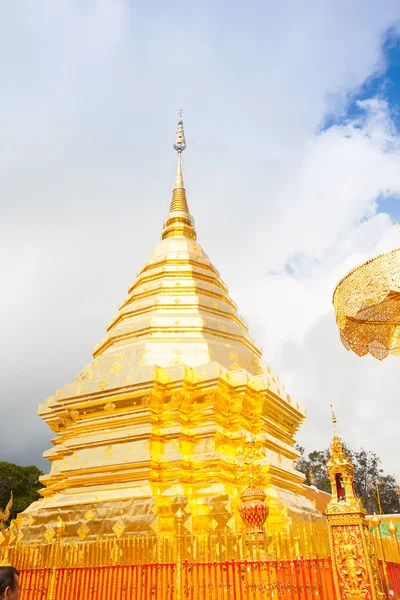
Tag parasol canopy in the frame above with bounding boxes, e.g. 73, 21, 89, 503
333, 247, 400, 360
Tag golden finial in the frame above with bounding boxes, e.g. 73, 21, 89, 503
370, 512, 381, 529
173, 110, 186, 153
388, 520, 398, 538
162, 111, 196, 240
173, 110, 186, 191
330, 404, 337, 434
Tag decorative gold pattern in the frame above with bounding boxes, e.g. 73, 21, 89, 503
0, 493, 12, 533
112, 519, 126, 538
44, 527, 55, 543
77, 523, 90, 541
334, 526, 370, 600
104, 401, 116, 413
333, 248, 400, 359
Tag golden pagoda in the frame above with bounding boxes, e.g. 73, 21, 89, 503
17, 114, 317, 544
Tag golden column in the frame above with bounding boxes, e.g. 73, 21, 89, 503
324, 407, 386, 600
47, 516, 65, 600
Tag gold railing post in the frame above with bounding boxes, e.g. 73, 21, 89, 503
371, 513, 390, 592
47, 517, 65, 600
388, 520, 400, 562
175, 508, 185, 600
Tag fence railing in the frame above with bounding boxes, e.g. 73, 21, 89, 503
2, 517, 331, 569
17, 558, 336, 600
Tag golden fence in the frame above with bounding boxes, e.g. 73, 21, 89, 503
2, 517, 331, 569
3, 517, 400, 600
16, 560, 336, 600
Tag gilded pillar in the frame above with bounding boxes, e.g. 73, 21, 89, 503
47, 517, 65, 600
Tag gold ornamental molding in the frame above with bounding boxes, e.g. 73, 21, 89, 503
333, 247, 400, 360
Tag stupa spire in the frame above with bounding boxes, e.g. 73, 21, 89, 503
162, 111, 196, 240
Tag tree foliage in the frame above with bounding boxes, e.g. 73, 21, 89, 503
0, 462, 43, 525
296, 445, 399, 514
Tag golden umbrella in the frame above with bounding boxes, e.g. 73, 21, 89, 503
333, 247, 400, 360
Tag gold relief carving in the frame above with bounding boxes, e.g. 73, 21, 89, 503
110, 362, 123, 374
174, 298, 180, 304
150, 518, 159, 534
183, 515, 193, 533
365, 530, 382, 595
210, 519, 218, 530
104, 445, 115, 458
69, 409, 79, 421
110, 540, 123, 565
104, 401, 116, 413
125, 375, 132, 384
142, 395, 151, 407
77, 523, 90, 541
112, 519, 126, 538
229, 362, 241, 370
98, 379, 108, 391
44, 527, 55, 543
16, 530, 24, 544
8, 530, 16, 545
85, 510, 94, 521
205, 438, 216, 452
230, 352, 239, 361
60, 415, 72, 427
226, 515, 236, 531
333, 526, 371, 600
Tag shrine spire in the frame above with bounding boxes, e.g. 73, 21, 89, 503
162, 111, 196, 240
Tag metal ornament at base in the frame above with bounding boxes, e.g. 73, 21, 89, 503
239, 486, 272, 556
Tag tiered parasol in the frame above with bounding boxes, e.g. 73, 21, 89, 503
333, 248, 400, 360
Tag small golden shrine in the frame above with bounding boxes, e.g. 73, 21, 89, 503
324, 408, 386, 600
333, 248, 400, 359
16, 115, 318, 544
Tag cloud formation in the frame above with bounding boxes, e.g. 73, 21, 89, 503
1, 1, 400, 479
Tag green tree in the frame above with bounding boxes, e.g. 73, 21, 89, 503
0, 462, 43, 525
296, 446, 400, 515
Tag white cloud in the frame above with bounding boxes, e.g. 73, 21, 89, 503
1, 1, 400, 482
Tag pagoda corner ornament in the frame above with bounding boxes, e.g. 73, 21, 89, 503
238, 434, 272, 556
324, 407, 386, 600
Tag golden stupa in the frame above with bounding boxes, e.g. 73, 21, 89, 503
18, 115, 317, 544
